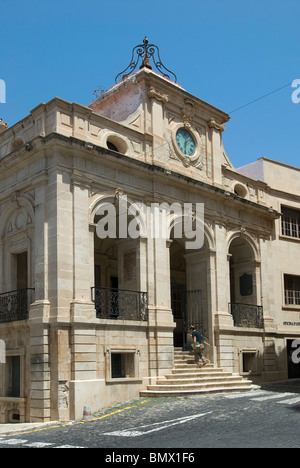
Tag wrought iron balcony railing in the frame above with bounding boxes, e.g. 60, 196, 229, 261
91, 287, 148, 322
0, 288, 35, 323
230, 303, 264, 329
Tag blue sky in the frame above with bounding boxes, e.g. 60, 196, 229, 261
0, 0, 299, 169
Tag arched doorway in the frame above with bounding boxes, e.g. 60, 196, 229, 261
169, 233, 210, 349
228, 236, 263, 328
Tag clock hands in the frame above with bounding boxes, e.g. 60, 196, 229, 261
176, 128, 196, 156
185, 136, 194, 156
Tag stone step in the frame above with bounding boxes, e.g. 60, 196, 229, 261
165, 374, 233, 381
174, 353, 194, 357
174, 362, 212, 367
171, 367, 221, 374
166, 371, 233, 379
157, 375, 247, 385
140, 386, 257, 398
147, 379, 253, 391
174, 355, 190, 358
140, 348, 259, 398
174, 359, 195, 365
174, 353, 193, 359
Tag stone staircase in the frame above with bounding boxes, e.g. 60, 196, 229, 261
140, 348, 259, 398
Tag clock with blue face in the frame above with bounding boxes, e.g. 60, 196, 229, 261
175, 128, 196, 156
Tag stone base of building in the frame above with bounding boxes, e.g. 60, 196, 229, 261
0, 397, 26, 424
69, 378, 148, 421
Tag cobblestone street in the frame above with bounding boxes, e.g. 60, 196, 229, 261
0, 381, 300, 450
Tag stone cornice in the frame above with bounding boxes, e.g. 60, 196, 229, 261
40, 132, 280, 220
0, 131, 281, 221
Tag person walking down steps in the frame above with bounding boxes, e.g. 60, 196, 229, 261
190, 326, 207, 367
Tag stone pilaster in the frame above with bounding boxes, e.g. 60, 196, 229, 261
49, 326, 72, 421
208, 119, 226, 187
214, 222, 234, 329
147, 236, 175, 379
29, 324, 51, 422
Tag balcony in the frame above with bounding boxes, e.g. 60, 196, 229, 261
91, 287, 148, 322
0, 289, 35, 324
230, 303, 264, 329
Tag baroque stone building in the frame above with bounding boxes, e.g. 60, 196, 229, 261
0, 39, 299, 423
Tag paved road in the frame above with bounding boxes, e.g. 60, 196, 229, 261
0, 381, 300, 451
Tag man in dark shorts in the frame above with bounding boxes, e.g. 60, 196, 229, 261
190, 326, 206, 366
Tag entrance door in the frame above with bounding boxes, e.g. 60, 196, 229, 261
287, 340, 300, 379
171, 285, 203, 349
12, 251, 28, 290
171, 283, 186, 348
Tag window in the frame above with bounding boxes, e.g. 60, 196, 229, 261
10, 251, 28, 291
281, 207, 300, 239
284, 275, 300, 306
105, 347, 140, 381
239, 349, 259, 375
106, 135, 128, 154
240, 273, 253, 297
111, 354, 123, 378
234, 183, 247, 198
5, 356, 21, 397
242, 353, 256, 373
107, 141, 119, 152
111, 352, 135, 379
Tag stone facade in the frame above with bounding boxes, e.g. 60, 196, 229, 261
0, 67, 299, 423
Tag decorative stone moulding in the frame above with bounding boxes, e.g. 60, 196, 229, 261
170, 121, 203, 168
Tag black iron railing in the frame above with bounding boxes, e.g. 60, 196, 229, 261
171, 285, 206, 350
230, 303, 264, 329
0, 289, 35, 323
91, 287, 148, 322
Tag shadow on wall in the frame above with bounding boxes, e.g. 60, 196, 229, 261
240, 339, 300, 385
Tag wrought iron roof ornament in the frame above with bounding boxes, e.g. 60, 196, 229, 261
115, 36, 177, 84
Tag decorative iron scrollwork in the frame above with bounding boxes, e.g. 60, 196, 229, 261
230, 303, 264, 329
92, 287, 148, 322
115, 36, 177, 84
0, 289, 35, 323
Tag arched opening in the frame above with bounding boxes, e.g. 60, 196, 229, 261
107, 141, 119, 152
169, 226, 211, 349
92, 198, 148, 322
0, 201, 34, 323
228, 236, 263, 328
106, 135, 128, 154
234, 183, 248, 198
